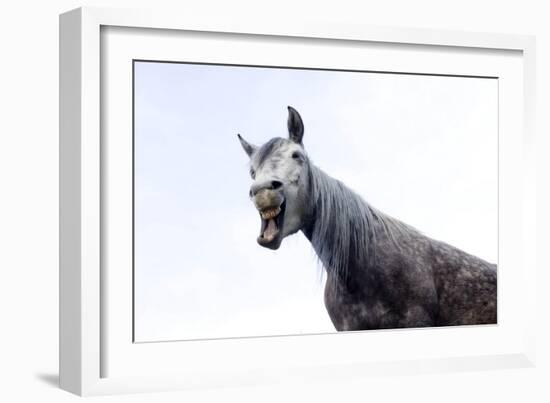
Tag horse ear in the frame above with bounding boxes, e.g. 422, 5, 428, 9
287, 106, 304, 144
237, 134, 257, 157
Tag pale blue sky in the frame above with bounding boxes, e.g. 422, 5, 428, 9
134, 61, 497, 342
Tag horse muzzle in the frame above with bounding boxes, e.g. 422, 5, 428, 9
253, 190, 285, 250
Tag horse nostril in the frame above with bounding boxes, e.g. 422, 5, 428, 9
271, 180, 283, 190
250, 180, 283, 197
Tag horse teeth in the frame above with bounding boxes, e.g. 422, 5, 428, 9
261, 207, 281, 219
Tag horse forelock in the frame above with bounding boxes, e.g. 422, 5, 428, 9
253, 137, 287, 167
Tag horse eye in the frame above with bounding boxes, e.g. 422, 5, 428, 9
250, 169, 256, 179
292, 151, 302, 160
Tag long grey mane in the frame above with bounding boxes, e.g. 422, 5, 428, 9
306, 162, 417, 281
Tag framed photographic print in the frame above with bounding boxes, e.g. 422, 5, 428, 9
59, 7, 537, 396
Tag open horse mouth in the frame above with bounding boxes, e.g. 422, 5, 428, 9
257, 201, 286, 249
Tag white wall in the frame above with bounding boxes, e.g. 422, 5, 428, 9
0, 0, 548, 402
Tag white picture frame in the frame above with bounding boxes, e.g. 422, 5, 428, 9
59, 6, 537, 396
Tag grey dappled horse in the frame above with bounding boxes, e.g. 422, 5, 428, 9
238, 106, 497, 331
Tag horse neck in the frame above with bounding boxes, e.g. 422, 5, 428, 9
302, 164, 376, 276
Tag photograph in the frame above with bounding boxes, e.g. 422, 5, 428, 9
133, 60, 498, 342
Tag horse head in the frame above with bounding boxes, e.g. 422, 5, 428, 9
237, 106, 311, 249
